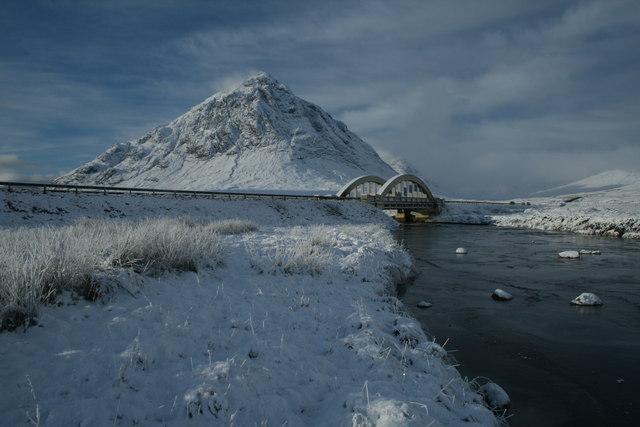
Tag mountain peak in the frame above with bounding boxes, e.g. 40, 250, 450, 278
243, 71, 282, 87
231, 71, 289, 96
56, 74, 397, 191
197, 71, 290, 107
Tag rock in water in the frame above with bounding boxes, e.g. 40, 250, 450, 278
416, 301, 432, 308
570, 292, 603, 306
456, 247, 468, 254
492, 289, 513, 301
579, 249, 601, 255
558, 250, 580, 259
480, 382, 510, 411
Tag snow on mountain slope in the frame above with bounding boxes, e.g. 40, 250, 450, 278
55, 73, 398, 191
531, 170, 640, 197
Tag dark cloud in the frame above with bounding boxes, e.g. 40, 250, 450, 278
1, 0, 638, 198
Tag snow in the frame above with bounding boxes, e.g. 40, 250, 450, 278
0, 187, 499, 426
434, 175, 640, 239
491, 289, 513, 301
479, 382, 510, 411
558, 251, 580, 259
531, 170, 640, 197
570, 292, 603, 306
54, 73, 398, 192
579, 249, 601, 255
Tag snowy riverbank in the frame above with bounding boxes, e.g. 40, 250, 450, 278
0, 189, 500, 426
434, 183, 640, 239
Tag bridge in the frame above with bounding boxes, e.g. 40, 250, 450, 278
336, 174, 443, 221
1, 174, 443, 222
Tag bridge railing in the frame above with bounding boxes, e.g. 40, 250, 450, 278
0, 181, 452, 212
0, 181, 358, 202
360, 194, 444, 210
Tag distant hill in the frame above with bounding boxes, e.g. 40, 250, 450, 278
55, 72, 398, 191
531, 170, 640, 197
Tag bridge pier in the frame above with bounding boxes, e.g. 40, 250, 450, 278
399, 209, 414, 223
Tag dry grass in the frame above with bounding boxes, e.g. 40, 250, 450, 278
0, 217, 256, 331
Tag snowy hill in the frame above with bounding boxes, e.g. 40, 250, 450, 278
531, 170, 640, 197
55, 73, 397, 191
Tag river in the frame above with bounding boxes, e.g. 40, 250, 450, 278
395, 223, 640, 427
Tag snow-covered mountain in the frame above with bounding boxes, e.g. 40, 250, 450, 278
55, 73, 398, 192
531, 170, 640, 197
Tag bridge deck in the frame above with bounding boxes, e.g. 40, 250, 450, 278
0, 181, 444, 214
359, 195, 442, 212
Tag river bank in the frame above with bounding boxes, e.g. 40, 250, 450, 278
0, 189, 499, 426
434, 183, 640, 239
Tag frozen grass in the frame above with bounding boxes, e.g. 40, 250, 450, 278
249, 238, 334, 276
176, 218, 258, 234
0, 217, 255, 331
309, 224, 338, 247
248, 226, 337, 276
107, 218, 223, 274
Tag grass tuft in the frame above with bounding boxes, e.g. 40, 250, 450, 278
248, 227, 335, 276
0, 217, 246, 331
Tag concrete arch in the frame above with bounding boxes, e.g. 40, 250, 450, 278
377, 174, 436, 201
336, 175, 387, 198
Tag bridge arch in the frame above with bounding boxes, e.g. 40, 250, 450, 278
336, 175, 387, 198
377, 174, 436, 202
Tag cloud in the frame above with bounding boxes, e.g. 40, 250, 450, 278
0, 154, 57, 183
1, 0, 638, 198
0, 154, 34, 168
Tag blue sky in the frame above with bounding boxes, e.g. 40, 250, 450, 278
1, 0, 639, 198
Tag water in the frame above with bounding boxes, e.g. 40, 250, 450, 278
395, 224, 640, 427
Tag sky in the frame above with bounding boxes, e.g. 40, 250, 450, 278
1, 0, 639, 199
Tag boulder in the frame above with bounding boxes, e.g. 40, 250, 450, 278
481, 382, 510, 411
579, 249, 601, 255
570, 292, 603, 306
492, 289, 513, 301
558, 250, 580, 259
455, 247, 468, 254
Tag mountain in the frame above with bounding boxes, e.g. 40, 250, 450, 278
531, 170, 640, 197
55, 73, 398, 192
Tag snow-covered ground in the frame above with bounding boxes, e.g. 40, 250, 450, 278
435, 182, 640, 239
0, 188, 500, 426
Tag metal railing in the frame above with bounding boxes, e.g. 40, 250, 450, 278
442, 199, 529, 206
358, 194, 442, 210
0, 181, 353, 202
1, 181, 475, 210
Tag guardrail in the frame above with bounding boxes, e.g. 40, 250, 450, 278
359, 194, 442, 210
443, 199, 530, 206
3, 181, 503, 210
0, 181, 351, 202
